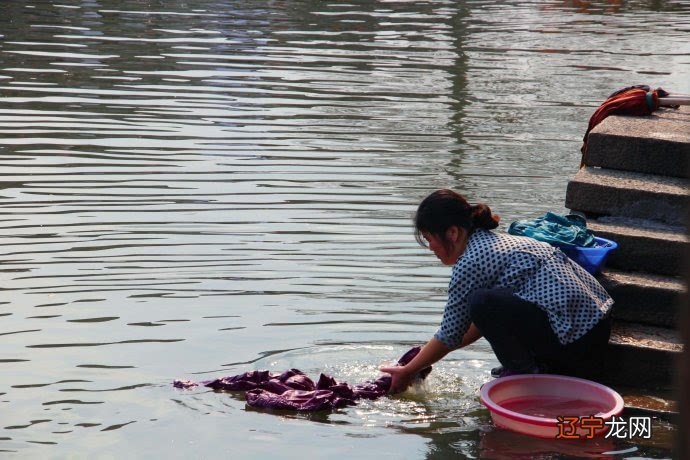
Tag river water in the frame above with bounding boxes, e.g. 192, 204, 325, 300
0, 1, 688, 458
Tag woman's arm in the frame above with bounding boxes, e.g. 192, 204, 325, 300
459, 322, 482, 348
380, 323, 483, 393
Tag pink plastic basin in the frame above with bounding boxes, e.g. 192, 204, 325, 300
480, 374, 624, 438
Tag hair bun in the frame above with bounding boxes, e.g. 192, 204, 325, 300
471, 204, 500, 230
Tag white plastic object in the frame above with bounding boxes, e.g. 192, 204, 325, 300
659, 96, 690, 106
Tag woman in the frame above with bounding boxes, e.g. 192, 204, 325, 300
381, 189, 613, 393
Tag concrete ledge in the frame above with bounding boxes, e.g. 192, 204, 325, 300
564, 100, 688, 396
585, 106, 690, 178
609, 320, 682, 352
566, 167, 689, 226
588, 218, 688, 276
620, 388, 678, 423
600, 321, 682, 389
598, 269, 685, 328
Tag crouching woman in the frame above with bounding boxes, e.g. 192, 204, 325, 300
381, 189, 613, 392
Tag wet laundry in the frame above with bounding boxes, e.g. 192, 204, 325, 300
508, 212, 596, 248
173, 346, 431, 411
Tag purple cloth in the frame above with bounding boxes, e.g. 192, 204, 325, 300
173, 346, 431, 411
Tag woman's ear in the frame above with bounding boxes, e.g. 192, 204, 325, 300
445, 225, 460, 242
446, 225, 469, 244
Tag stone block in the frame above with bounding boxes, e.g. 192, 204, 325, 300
601, 321, 682, 389
585, 106, 690, 178
566, 167, 689, 226
598, 269, 685, 328
588, 218, 688, 277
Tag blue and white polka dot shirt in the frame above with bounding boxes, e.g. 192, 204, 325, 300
434, 229, 614, 349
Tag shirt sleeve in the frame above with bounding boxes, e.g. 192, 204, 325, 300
434, 258, 487, 350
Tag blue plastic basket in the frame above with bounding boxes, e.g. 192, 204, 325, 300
558, 237, 618, 275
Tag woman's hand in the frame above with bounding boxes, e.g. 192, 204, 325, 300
380, 338, 452, 394
379, 364, 415, 394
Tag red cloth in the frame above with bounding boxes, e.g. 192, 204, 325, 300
173, 346, 431, 412
580, 85, 669, 167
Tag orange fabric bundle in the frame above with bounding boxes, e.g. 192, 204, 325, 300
580, 85, 669, 167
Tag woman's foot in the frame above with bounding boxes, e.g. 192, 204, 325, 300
495, 365, 542, 378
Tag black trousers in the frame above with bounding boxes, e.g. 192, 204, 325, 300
468, 288, 611, 375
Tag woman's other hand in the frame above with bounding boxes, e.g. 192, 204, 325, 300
380, 337, 452, 394
379, 365, 415, 394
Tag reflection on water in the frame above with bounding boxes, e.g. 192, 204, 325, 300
0, 0, 688, 457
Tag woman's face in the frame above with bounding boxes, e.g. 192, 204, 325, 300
422, 228, 465, 266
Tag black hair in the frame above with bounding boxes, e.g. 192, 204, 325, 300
414, 189, 499, 248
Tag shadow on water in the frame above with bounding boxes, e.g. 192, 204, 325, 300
408, 419, 678, 459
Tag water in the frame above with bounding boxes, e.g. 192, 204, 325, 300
501, 397, 609, 419
0, 0, 687, 458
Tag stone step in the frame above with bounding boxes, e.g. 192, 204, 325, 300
620, 387, 678, 424
565, 167, 689, 227
598, 269, 685, 328
587, 218, 688, 277
585, 106, 690, 178
601, 321, 682, 389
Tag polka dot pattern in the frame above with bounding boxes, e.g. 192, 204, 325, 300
434, 229, 614, 349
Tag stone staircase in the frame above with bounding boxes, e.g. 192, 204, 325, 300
564, 106, 688, 390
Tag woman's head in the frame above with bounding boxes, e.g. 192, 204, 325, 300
414, 189, 499, 249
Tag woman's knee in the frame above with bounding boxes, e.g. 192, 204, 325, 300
468, 288, 497, 323
468, 288, 525, 325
